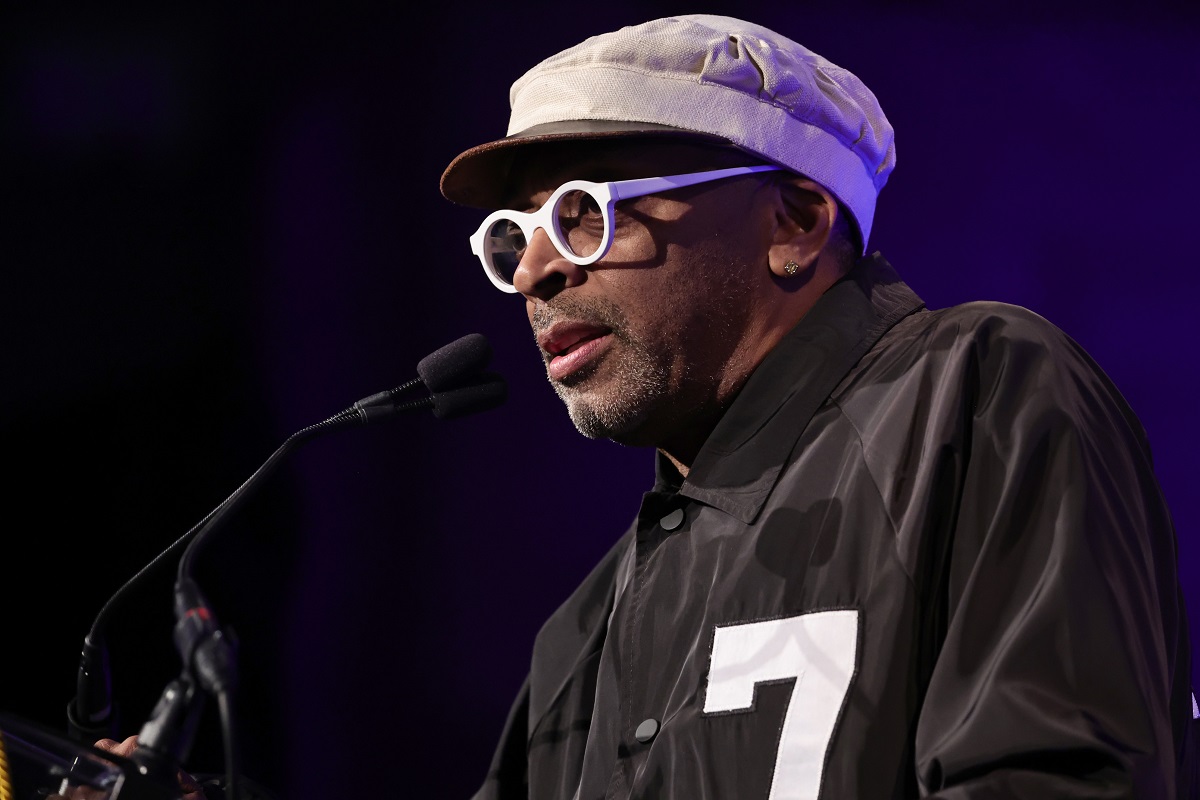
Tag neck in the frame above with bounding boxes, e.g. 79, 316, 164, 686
659, 448, 692, 479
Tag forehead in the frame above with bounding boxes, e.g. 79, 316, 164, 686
501, 138, 767, 208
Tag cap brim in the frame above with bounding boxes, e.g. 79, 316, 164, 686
439, 120, 735, 209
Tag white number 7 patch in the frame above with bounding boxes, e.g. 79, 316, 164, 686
703, 609, 859, 800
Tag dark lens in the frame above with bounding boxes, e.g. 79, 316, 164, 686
554, 189, 605, 258
485, 218, 526, 284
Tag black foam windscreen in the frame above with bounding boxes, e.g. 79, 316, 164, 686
416, 333, 492, 391
431, 372, 508, 419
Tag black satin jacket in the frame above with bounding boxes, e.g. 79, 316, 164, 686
472, 253, 1198, 799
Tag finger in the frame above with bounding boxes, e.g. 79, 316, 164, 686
94, 734, 140, 758
180, 776, 207, 800
178, 769, 201, 795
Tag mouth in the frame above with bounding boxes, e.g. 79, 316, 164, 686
539, 322, 614, 382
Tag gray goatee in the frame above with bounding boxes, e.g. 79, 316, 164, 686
532, 297, 668, 441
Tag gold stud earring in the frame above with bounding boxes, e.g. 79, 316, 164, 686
783, 260, 800, 276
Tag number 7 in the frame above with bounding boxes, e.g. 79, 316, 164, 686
703, 610, 859, 800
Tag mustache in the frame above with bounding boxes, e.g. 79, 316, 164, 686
530, 296, 628, 338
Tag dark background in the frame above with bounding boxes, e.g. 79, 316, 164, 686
3, 2, 1198, 798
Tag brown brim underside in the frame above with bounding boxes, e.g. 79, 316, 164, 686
439, 120, 736, 210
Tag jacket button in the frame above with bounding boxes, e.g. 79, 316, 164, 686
659, 508, 684, 531
634, 718, 659, 743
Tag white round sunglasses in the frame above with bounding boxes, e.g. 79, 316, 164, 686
469, 164, 782, 293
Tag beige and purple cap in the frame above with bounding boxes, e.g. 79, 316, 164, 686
440, 14, 896, 252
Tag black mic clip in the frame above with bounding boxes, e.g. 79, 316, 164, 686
172, 578, 238, 698
128, 578, 237, 793
130, 673, 204, 788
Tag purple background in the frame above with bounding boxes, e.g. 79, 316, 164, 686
3, 2, 1197, 798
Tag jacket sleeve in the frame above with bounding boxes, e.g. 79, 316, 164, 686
912, 308, 1197, 798
470, 674, 530, 800
470, 524, 632, 800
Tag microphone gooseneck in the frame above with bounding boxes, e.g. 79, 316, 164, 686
65, 333, 506, 800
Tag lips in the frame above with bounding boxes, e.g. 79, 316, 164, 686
538, 322, 613, 382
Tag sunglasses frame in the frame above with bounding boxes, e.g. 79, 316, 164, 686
469, 164, 783, 293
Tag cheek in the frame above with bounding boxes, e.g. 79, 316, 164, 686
603, 216, 664, 270
603, 235, 756, 334
597, 193, 768, 336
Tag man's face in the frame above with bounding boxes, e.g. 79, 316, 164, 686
502, 140, 785, 456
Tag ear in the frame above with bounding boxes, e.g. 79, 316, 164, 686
767, 176, 839, 279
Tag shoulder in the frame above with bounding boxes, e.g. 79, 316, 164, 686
851, 299, 1093, 397
846, 298, 1151, 453
958, 304, 1153, 455
897, 300, 1079, 352
881, 300, 1111, 390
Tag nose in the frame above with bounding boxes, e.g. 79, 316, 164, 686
511, 227, 588, 302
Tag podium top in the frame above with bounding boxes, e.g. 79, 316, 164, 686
0, 712, 180, 800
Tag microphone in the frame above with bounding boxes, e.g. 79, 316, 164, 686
351, 332, 495, 423
432, 372, 507, 419
418, 331, 492, 390
356, 370, 508, 422
67, 332, 506, 748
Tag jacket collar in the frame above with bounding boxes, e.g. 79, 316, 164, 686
659, 252, 925, 523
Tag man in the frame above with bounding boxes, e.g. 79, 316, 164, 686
440, 14, 1197, 800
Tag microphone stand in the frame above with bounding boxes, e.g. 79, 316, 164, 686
126, 371, 508, 797
64, 333, 505, 799
130, 406, 366, 800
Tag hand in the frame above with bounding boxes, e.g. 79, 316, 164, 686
47, 734, 205, 800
